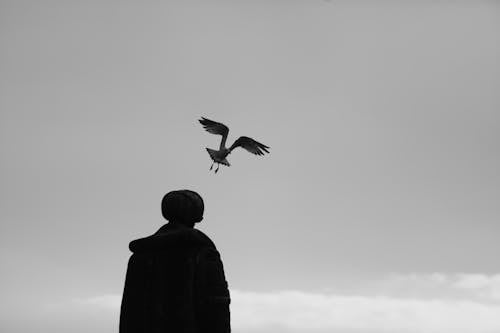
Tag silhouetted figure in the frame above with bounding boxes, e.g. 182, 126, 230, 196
120, 190, 231, 333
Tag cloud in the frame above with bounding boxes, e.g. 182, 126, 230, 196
52, 273, 500, 333
452, 274, 500, 300
72, 294, 122, 310
386, 273, 500, 301
40, 294, 121, 320
232, 274, 500, 332
231, 289, 500, 333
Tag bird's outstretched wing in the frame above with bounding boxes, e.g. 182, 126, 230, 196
229, 136, 270, 156
199, 117, 229, 148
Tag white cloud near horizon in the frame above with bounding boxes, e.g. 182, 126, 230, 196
56, 273, 500, 333
73, 294, 122, 309
452, 274, 500, 300
231, 289, 500, 333
385, 273, 500, 301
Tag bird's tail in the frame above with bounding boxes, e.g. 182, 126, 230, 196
206, 148, 217, 159
206, 148, 230, 166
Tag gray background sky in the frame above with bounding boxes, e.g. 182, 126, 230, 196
1, 1, 499, 332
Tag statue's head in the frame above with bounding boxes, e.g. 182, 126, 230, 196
161, 190, 204, 227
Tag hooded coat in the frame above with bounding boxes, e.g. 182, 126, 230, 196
120, 223, 230, 333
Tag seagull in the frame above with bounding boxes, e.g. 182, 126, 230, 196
199, 117, 270, 173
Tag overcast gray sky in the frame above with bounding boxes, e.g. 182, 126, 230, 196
1, 1, 499, 332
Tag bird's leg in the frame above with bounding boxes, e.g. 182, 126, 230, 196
215, 163, 220, 173
210, 162, 214, 170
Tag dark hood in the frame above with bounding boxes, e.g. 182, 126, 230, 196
129, 223, 215, 253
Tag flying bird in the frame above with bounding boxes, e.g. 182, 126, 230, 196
199, 117, 270, 173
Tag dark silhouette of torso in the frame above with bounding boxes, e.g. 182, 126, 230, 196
120, 223, 230, 333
